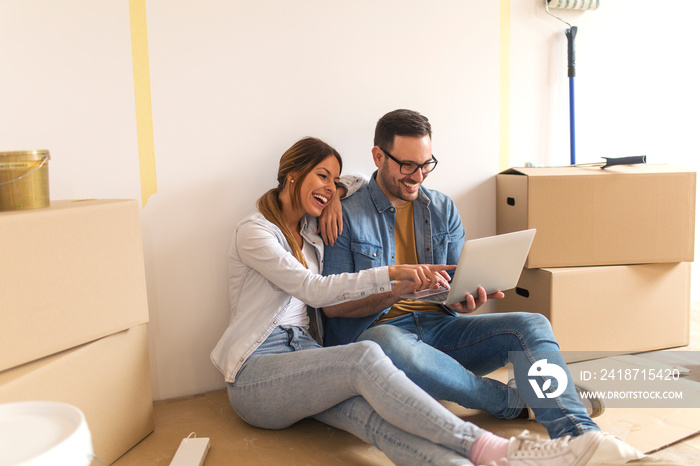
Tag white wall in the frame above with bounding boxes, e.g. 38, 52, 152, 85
1, 1, 698, 400
0, 1, 139, 198
142, 0, 500, 399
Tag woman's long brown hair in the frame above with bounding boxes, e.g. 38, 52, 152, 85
257, 137, 342, 268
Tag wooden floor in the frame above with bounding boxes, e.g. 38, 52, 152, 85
114, 304, 700, 465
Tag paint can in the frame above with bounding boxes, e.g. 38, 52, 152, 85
0, 150, 51, 212
0, 401, 94, 465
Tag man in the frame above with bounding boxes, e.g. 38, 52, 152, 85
321, 109, 665, 464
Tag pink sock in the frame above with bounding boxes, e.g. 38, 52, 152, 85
470, 432, 509, 465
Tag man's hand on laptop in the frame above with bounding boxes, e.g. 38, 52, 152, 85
448, 286, 505, 314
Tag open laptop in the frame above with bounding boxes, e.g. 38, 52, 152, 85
400, 229, 536, 305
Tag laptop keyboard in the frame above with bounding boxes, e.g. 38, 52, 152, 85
416, 290, 449, 303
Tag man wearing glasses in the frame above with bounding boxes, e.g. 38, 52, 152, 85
318, 109, 651, 463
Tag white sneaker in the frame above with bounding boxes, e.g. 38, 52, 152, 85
501, 430, 590, 465
580, 432, 680, 465
494, 430, 680, 466
508, 379, 605, 419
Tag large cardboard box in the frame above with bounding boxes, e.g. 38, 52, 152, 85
497, 263, 690, 356
0, 199, 149, 371
496, 164, 696, 268
0, 325, 154, 465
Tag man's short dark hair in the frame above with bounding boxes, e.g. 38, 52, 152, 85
374, 109, 432, 151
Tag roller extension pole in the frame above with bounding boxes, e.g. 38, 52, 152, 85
545, 0, 598, 165
566, 26, 577, 165
569, 77, 576, 165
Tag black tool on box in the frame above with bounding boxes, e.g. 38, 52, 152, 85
574, 155, 647, 169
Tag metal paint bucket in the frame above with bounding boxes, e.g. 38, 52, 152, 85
0, 150, 50, 211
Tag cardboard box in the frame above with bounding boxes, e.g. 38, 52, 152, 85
497, 263, 690, 356
0, 199, 149, 371
0, 325, 154, 465
497, 164, 696, 268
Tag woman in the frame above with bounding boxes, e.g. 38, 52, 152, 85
210, 137, 595, 465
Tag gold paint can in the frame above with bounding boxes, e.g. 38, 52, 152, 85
0, 150, 51, 211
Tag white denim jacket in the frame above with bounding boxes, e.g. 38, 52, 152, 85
210, 208, 391, 383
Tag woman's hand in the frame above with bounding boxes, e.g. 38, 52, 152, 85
317, 189, 344, 246
388, 264, 457, 292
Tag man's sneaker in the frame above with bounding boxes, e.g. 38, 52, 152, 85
509, 379, 605, 419
495, 430, 680, 466
575, 382, 605, 418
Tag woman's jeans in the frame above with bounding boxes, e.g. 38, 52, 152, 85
358, 311, 599, 439
228, 326, 487, 466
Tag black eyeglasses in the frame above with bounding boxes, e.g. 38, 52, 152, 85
380, 147, 438, 175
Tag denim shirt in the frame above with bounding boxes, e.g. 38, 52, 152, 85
210, 211, 392, 382
322, 172, 466, 346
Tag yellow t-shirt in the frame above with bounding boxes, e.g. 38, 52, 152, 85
375, 201, 444, 325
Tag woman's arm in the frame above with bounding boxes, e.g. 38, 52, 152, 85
235, 220, 382, 308
317, 173, 369, 246
317, 185, 345, 246
237, 219, 453, 309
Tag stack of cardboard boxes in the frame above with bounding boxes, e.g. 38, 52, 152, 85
0, 199, 154, 464
496, 164, 696, 359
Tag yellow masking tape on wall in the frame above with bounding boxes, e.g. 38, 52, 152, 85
499, 0, 510, 172
129, 0, 157, 208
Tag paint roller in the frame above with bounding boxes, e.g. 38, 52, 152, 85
545, 0, 599, 165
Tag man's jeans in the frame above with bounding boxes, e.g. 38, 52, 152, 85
227, 326, 486, 465
358, 311, 599, 439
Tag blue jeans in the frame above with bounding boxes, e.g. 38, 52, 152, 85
228, 326, 487, 465
358, 312, 599, 439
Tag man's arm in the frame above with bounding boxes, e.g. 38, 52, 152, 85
321, 186, 399, 319
322, 280, 415, 318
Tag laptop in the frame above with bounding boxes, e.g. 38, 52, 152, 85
400, 229, 536, 305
